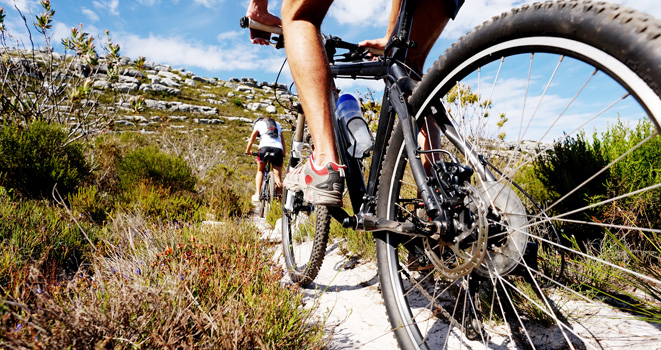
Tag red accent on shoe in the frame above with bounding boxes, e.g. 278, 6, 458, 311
305, 175, 313, 185
309, 155, 329, 176
329, 162, 343, 171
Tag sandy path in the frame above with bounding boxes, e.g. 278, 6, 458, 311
254, 217, 661, 350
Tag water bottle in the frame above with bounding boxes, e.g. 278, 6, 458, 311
336, 94, 373, 159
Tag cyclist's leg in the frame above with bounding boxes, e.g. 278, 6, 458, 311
281, 0, 345, 206
281, 0, 336, 168
254, 153, 268, 202
271, 148, 284, 196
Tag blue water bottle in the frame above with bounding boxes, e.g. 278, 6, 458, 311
336, 94, 373, 159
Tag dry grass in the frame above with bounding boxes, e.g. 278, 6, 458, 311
1, 212, 327, 349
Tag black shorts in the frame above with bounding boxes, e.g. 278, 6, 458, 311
449, 0, 465, 19
258, 147, 283, 167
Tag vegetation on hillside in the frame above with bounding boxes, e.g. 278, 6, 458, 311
0, 3, 325, 348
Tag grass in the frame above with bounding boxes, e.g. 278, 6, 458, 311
1, 215, 327, 349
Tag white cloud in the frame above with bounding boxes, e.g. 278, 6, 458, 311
192, 0, 225, 9
327, 0, 391, 27
217, 30, 241, 42
92, 0, 119, 16
0, 0, 30, 12
81, 8, 100, 23
136, 0, 161, 5
117, 33, 285, 73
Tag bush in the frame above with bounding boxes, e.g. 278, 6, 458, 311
598, 119, 661, 250
0, 189, 100, 289
535, 120, 661, 251
0, 121, 90, 200
116, 145, 197, 193
1, 220, 326, 349
120, 182, 205, 223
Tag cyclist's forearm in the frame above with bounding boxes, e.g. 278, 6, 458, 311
386, 0, 402, 38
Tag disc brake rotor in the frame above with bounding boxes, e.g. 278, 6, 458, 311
424, 184, 488, 280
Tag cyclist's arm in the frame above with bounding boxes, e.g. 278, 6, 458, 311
358, 0, 400, 50
280, 131, 286, 155
246, 129, 260, 154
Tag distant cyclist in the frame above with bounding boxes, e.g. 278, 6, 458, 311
245, 116, 286, 202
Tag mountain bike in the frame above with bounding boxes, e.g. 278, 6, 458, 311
250, 151, 277, 218
241, 1, 661, 349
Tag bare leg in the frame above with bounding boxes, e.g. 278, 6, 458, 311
255, 160, 267, 197
246, 0, 282, 45
281, 0, 338, 167
272, 165, 283, 195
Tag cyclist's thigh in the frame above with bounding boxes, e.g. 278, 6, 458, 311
281, 0, 333, 25
407, 0, 461, 73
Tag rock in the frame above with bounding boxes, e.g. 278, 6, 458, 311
121, 68, 145, 78
153, 64, 171, 71
119, 75, 140, 84
224, 116, 253, 123
145, 99, 168, 110
265, 105, 277, 114
184, 79, 196, 86
200, 93, 217, 99
161, 78, 180, 87
158, 70, 182, 81
150, 116, 163, 122
236, 85, 254, 93
93, 80, 111, 89
113, 83, 139, 92
192, 76, 215, 84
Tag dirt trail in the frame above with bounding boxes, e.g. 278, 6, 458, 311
253, 217, 661, 350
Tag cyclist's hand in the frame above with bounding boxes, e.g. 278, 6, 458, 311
358, 37, 388, 57
245, 6, 281, 46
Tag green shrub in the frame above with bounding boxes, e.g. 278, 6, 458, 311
0, 189, 99, 289
120, 182, 205, 223
0, 121, 90, 200
534, 132, 608, 244
116, 145, 197, 193
68, 185, 112, 225
206, 164, 252, 218
596, 120, 661, 255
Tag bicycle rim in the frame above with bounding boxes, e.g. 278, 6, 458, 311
281, 188, 331, 286
377, 1, 661, 349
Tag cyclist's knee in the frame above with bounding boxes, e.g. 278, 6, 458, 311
281, 0, 332, 26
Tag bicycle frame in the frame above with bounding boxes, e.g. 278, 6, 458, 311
324, 0, 496, 236
246, 0, 497, 237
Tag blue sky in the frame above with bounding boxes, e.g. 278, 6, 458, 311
1, 0, 658, 91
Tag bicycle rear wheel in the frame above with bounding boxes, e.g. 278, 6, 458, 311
376, 1, 661, 349
261, 171, 276, 218
281, 187, 331, 286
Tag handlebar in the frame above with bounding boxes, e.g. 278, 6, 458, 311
239, 16, 283, 35
239, 16, 384, 59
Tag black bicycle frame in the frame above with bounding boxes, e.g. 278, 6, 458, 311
324, 0, 448, 231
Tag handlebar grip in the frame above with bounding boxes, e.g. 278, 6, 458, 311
239, 16, 283, 36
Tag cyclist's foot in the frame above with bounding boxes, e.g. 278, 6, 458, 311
251, 193, 259, 203
283, 154, 345, 206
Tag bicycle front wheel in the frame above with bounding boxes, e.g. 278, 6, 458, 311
377, 1, 661, 349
